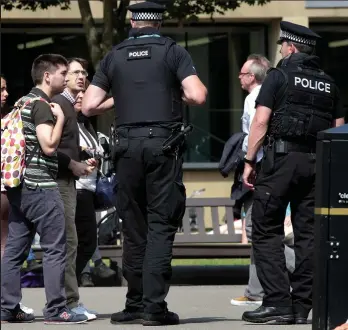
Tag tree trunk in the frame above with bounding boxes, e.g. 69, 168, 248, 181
77, 0, 102, 70
113, 0, 130, 44
178, 18, 184, 28
101, 0, 113, 55
77, 0, 131, 69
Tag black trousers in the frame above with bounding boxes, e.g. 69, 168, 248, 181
114, 126, 185, 315
75, 189, 98, 280
252, 151, 316, 315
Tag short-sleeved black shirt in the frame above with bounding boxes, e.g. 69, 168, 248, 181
91, 29, 197, 92
256, 67, 345, 120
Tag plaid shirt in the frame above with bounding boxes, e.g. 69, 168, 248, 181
61, 89, 76, 105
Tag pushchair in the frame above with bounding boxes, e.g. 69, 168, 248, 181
96, 132, 122, 245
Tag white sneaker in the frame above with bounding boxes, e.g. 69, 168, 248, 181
71, 305, 97, 321
230, 296, 262, 306
19, 302, 34, 315
78, 303, 98, 315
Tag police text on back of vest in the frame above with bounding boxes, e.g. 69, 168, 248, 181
294, 77, 331, 93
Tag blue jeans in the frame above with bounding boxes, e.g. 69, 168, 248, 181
1, 186, 67, 318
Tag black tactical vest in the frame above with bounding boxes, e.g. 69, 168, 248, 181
268, 55, 335, 146
109, 34, 183, 127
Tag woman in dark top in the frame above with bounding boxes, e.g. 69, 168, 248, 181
74, 82, 116, 287
1, 74, 9, 257
1, 74, 9, 114
1, 74, 34, 315
73, 79, 105, 277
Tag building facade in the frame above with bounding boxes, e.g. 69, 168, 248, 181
2, 1, 347, 197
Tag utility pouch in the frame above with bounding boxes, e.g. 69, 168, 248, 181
262, 141, 275, 174
110, 124, 129, 162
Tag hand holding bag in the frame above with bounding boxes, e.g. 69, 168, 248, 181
94, 171, 118, 212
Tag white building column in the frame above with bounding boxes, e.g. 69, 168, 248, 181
268, 16, 309, 67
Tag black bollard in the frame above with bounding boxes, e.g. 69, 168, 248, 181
313, 124, 348, 330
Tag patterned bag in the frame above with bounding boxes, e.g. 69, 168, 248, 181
1, 96, 47, 188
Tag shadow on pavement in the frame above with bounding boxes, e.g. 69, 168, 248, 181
93, 263, 250, 286
171, 265, 249, 285
71, 315, 239, 324
180, 317, 240, 324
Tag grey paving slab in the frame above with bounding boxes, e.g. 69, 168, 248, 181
2, 286, 312, 330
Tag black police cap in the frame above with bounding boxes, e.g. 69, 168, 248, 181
277, 21, 321, 46
128, 1, 166, 21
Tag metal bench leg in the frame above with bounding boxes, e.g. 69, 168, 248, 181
111, 257, 127, 287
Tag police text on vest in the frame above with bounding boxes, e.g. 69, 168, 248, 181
294, 77, 331, 93
130, 50, 148, 57
127, 47, 151, 60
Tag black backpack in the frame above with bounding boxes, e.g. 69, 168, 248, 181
97, 210, 121, 246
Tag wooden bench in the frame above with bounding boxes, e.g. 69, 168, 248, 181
172, 197, 250, 258
33, 198, 251, 285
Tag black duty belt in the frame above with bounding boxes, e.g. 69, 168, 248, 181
116, 126, 173, 138
274, 139, 316, 153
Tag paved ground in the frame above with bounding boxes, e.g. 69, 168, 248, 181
2, 286, 312, 329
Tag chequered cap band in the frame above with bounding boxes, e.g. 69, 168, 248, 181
132, 12, 163, 21
280, 29, 316, 46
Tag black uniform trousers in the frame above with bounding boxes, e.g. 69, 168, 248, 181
75, 189, 98, 280
113, 126, 186, 315
252, 150, 316, 315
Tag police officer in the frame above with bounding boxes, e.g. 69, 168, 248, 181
241, 21, 345, 324
82, 1, 207, 326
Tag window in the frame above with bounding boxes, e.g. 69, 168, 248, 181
2, 25, 268, 166
184, 32, 231, 163
1, 32, 93, 106
166, 27, 266, 165
305, 1, 348, 8
311, 24, 348, 117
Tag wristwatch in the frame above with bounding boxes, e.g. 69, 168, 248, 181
244, 156, 256, 165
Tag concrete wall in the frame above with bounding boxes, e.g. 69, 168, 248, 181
183, 170, 232, 199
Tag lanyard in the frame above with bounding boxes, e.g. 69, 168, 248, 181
128, 34, 161, 40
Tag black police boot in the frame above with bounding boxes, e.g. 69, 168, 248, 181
110, 309, 144, 325
294, 312, 308, 324
143, 310, 179, 326
242, 306, 294, 324
293, 307, 310, 324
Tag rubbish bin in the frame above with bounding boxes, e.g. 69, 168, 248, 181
313, 124, 348, 330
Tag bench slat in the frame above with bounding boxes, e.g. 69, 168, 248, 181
211, 207, 220, 234
174, 234, 242, 243
33, 244, 251, 260
196, 207, 206, 235
226, 207, 235, 235
182, 209, 191, 237
185, 198, 235, 207
173, 244, 251, 258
